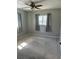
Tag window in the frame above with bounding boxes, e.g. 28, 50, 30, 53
38, 15, 47, 25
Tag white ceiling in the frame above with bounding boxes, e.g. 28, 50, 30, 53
17, 0, 61, 11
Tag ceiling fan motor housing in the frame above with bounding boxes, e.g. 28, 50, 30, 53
30, 2, 36, 8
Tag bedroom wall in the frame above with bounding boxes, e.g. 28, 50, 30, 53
27, 9, 61, 35
27, 11, 34, 33
17, 9, 28, 36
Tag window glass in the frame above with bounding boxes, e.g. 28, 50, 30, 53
38, 15, 47, 25
43, 15, 47, 25
39, 15, 42, 25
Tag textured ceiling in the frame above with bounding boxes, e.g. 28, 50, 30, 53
17, 0, 61, 11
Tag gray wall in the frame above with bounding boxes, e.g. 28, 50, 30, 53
17, 9, 28, 36
27, 9, 61, 35
27, 11, 34, 33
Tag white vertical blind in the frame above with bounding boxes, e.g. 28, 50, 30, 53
38, 15, 47, 25
38, 15, 42, 25
43, 15, 47, 25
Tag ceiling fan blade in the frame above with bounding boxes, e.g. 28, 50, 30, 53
24, 2, 31, 6
21, 0, 31, 6
33, 0, 45, 4
35, 7, 40, 9
35, 5, 43, 7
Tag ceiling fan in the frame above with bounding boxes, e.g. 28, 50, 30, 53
22, 0, 45, 9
